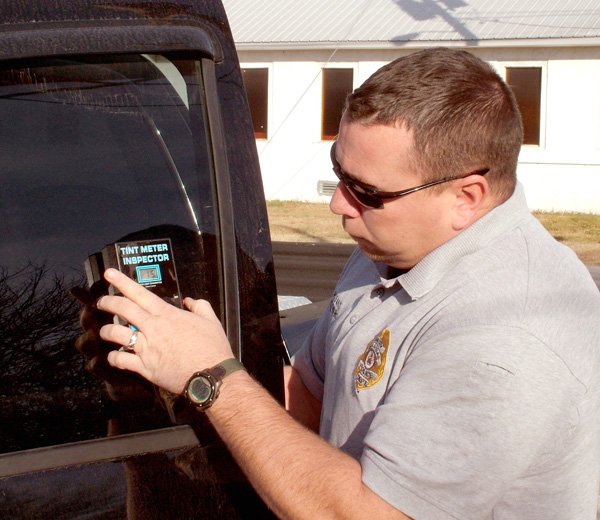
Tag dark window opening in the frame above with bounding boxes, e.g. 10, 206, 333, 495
322, 68, 353, 141
507, 67, 542, 146
242, 68, 268, 139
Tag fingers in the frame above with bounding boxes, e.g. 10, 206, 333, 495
107, 349, 151, 380
96, 294, 149, 333
104, 269, 170, 315
101, 270, 217, 325
103, 325, 153, 381
100, 323, 146, 355
184, 297, 218, 321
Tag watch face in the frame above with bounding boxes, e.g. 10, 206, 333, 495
189, 375, 212, 404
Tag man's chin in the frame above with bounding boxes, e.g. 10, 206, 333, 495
363, 250, 397, 264
352, 239, 409, 267
353, 239, 391, 263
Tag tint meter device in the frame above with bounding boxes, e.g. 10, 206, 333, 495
85, 237, 182, 309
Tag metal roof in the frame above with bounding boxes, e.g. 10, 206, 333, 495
222, 0, 600, 49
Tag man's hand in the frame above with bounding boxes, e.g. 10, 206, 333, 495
72, 285, 156, 404
98, 268, 234, 394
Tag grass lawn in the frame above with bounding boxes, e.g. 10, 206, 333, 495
267, 201, 600, 265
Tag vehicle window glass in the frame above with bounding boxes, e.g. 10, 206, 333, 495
1, 447, 273, 518
0, 53, 221, 453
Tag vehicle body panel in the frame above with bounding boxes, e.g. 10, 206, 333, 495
0, 1, 284, 517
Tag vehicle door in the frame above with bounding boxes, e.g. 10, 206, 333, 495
0, 14, 281, 519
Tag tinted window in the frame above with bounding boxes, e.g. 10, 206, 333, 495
0, 54, 222, 453
1, 445, 272, 518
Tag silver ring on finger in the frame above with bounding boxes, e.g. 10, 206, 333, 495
119, 329, 139, 353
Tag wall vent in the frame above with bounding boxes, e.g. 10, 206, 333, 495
317, 180, 337, 196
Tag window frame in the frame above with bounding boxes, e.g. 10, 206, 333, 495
495, 61, 547, 148
0, 426, 198, 477
240, 63, 272, 140
0, 52, 240, 466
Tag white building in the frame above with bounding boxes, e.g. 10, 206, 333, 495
223, 0, 600, 213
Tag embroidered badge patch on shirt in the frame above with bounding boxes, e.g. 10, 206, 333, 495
354, 329, 390, 392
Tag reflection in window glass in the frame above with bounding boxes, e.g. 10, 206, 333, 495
242, 68, 268, 139
506, 67, 542, 145
322, 68, 353, 141
1, 446, 273, 518
0, 54, 221, 453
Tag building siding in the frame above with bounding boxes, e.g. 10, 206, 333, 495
224, 1, 600, 212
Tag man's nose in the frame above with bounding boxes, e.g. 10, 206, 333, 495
330, 183, 361, 218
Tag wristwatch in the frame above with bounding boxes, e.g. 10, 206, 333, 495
183, 358, 245, 411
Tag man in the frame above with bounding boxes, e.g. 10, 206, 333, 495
97, 48, 600, 519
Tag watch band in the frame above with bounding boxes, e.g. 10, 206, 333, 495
207, 358, 246, 380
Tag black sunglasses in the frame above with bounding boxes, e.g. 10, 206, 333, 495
330, 142, 489, 209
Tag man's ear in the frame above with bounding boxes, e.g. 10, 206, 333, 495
450, 175, 490, 231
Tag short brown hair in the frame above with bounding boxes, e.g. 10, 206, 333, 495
344, 48, 523, 201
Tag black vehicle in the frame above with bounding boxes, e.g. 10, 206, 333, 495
0, 1, 286, 517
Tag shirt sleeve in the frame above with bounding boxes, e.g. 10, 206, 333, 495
360, 325, 581, 519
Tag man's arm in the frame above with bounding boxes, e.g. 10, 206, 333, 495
99, 269, 411, 520
283, 365, 321, 433
207, 369, 411, 520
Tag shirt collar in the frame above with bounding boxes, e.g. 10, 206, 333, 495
397, 182, 531, 300
373, 265, 404, 291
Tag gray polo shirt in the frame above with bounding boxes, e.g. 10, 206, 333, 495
292, 184, 600, 519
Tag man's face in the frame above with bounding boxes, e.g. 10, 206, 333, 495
330, 119, 458, 269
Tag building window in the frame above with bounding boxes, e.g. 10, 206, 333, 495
322, 68, 353, 141
242, 68, 268, 139
506, 67, 542, 145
